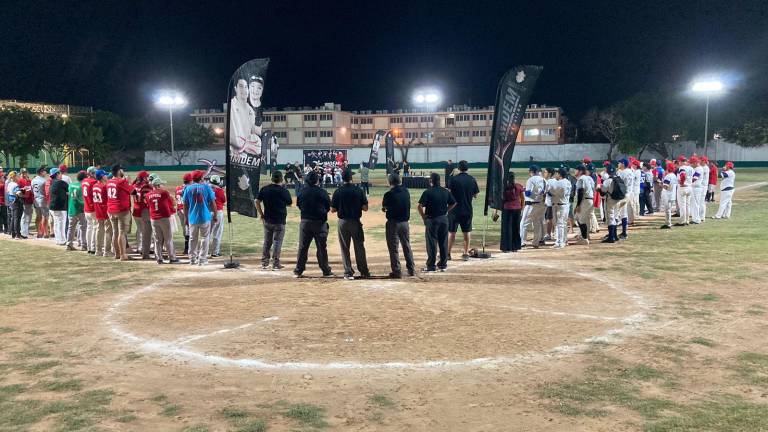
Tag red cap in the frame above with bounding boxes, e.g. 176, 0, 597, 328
666, 162, 676, 172
582, 157, 592, 164
676, 155, 687, 163
136, 171, 149, 179
632, 159, 641, 167
182, 173, 192, 183
650, 159, 657, 166
191, 170, 205, 181
78, 170, 87, 176
59, 164, 68, 173
725, 161, 734, 169
602, 160, 612, 167
689, 156, 700, 165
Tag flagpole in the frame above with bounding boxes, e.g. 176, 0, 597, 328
223, 75, 240, 269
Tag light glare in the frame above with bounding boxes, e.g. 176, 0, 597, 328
692, 80, 724, 93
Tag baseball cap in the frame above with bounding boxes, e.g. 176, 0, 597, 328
528, 164, 540, 173
59, 164, 68, 173
136, 170, 149, 180
87, 166, 97, 174
182, 172, 192, 183
148, 173, 157, 182
209, 175, 221, 185
95, 170, 107, 180
191, 170, 205, 181
618, 158, 629, 167
49, 167, 59, 177
151, 176, 166, 186
20, 167, 28, 173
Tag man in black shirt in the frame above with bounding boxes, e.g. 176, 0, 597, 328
294, 171, 333, 278
418, 173, 456, 272
256, 171, 292, 270
447, 160, 479, 261
49, 169, 69, 246
382, 174, 415, 278
444, 159, 454, 187
331, 170, 370, 280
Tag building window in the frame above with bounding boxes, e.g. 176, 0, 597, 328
471, 114, 487, 121
304, 131, 318, 138
360, 132, 373, 139
420, 115, 434, 123
524, 112, 540, 119
405, 131, 418, 139
357, 117, 373, 124
319, 130, 333, 138
456, 114, 470, 122
456, 130, 471, 137
541, 111, 557, 119
524, 129, 540, 137
405, 116, 419, 123
541, 128, 556, 136
446, 117, 455, 126
303, 114, 318, 122
352, 133, 359, 139
489, 114, 494, 121
420, 132, 433, 139
271, 114, 286, 122
273, 131, 287, 138
319, 113, 333, 121
263, 115, 272, 122
389, 116, 402, 124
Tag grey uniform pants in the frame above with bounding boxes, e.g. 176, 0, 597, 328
337, 218, 370, 277
96, 218, 113, 256
134, 209, 152, 256
261, 222, 286, 266
21, 203, 33, 237
67, 213, 86, 248
425, 215, 449, 270
151, 217, 176, 261
385, 220, 415, 275
209, 210, 224, 255
189, 222, 211, 263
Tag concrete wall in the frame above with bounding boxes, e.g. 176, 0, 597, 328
145, 141, 768, 166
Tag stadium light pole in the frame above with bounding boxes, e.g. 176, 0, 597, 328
691, 79, 724, 161
155, 92, 187, 163
412, 88, 442, 163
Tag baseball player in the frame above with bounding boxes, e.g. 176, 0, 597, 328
714, 162, 736, 219
176, 173, 191, 255
690, 156, 705, 224
543, 167, 557, 242
146, 176, 179, 264
520, 165, 546, 248
597, 164, 625, 243
574, 164, 595, 245
616, 159, 632, 238
675, 156, 694, 226
706, 160, 718, 202
699, 156, 710, 221
91, 170, 113, 257
549, 167, 572, 248
31, 167, 49, 238
659, 162, 678, 229
81, 166, 98, 253
208, 175, 227, 257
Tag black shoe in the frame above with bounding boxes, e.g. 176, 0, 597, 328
421, 267, 437, 273
156, 260, 164, 264
88, 251, 96, 255
169, 259, 180, 264
407, 270, 416, 277
293, 271, 304, 278
601, 237, 616, 243
660, 225, 671, 230
673, 223, 686, 227
447, 255, 452, 261
359, 273, 371, 279
322, 272, 335, 278
619, 233, 627, 239
388, 272, 402, 279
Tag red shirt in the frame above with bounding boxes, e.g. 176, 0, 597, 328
708, 164, 718, 185
81, 177, 97, 213
106, 177, 132, 214
0, 181, 5, 205
175, 185, 186, 210
44, 178, 52, 204
131, 181, 152, 216
213, 186, 226, 211
92, 182, 109, 221
18, 178, 34, 204
145, 188, 174, 220
503, 183, 524, 210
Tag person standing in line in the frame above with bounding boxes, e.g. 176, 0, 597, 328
146, 176, 179, 264
49, 168, 69, 246
660, 162, 679, 229
573, 164, 595, 245
5, 171, 23, 239
589, 163, 602, 233
208, 175, 227, 258
91, 170, 113, 257
444, 159, 454, 187
714, 162, 736, 220
690, 156, 705, 224
638, 163, 654, 216
331, 169, 371, 280
256, 170, 293, 270
706, 159, 718, 202
293, 171, 333, 278
59, 164, 71, 184
519, 165, 546, 248
698, 156, 710, 222
106, 165, 133, 261
542, 167, 556, 243
131, 171, 152, 259
176, 173, 192, 255
446, 160, 479, 261
418, 173, 456, 272
17, 169, 34, 239
597, 164, 623, 243
675, 156, 694, 226
183, 170, 217, 266
549, 168, 572, 249
382, 173, 415, 277
66, 171, 87, 251
43, 169, 54, 237
81, 166, 98, 254
0, 170, 7, 235
31, 167, 49, 239
496, 171, 525, 252
630, 159, 642, 221
359, 161, 371, 196
616, 158, 633, 237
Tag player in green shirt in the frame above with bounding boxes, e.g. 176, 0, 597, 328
66, 171, 87, 251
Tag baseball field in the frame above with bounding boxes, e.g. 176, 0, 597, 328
1, 168, 767, 431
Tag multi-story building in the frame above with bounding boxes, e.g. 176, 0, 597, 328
0, 99, 93, 118
191, 102, 564, 148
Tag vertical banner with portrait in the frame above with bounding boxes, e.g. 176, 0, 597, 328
484, 65, 542, 215
369, 130, 386, 169
268, 133, 279, 172
225, 58, 270, 220
385, 131, 396, 175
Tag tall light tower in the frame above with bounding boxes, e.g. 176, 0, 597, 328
412, 88, 442, 163
690, 79, 724, 161
155, 91, 187, 163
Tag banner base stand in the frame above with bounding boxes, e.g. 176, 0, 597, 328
223, 257, 241, 269
475, 252, 492, 259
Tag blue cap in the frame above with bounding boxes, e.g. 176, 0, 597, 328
619, 158, 629, 167
529, 164, 540, 173
49, 167, 59, 177
606, 165, 616, 175
95, 169, 107, 180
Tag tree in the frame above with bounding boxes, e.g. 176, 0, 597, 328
39, 116, 79, 165
72, 117, 106, 164
146, 117, 215, 165
724, 118, 768, 147
0, 107, 41, 167
581, 106, 627, 160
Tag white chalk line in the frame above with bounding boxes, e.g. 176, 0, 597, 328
105, 259, 654, 370
174, 317, 279, 346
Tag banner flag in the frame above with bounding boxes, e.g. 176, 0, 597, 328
369, 130, 386, 168
385, 131, 395, 175
225, 58, 270, 220
485, 65, 543, 214
267, 132, 279, 172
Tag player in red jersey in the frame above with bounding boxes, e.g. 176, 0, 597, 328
81, 167, 99, 254
176, 173, 192, 255
146, 176, 179, 264
106, 165, 133, 261
91, 170, 113, 257
130, 171, 152, 259
208, 175, 227, 257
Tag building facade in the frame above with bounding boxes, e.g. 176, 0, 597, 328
0, 99, 93, 118
191, 102, 564, 148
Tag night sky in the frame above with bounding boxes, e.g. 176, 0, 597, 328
2, 0, 767, 119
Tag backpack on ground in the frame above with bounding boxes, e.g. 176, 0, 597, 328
610, 175, 627, 200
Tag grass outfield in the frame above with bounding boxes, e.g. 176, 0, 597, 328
0, 168, 766, 431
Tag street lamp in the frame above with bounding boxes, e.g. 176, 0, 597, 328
155, 91, 187, 163
412, 88, 442, 163
690, 79, 724, 161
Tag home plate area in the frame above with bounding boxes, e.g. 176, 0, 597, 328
106, 258, 650, 370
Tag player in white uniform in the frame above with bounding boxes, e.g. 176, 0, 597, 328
690, 156, 705, 224
548, 168, 572, 248
660, 162, 678, 229
616, 159, 632, 239
519, 165, 546, 248
628, 159, 642, 223
675, 156, 694, 226
597, 164, 622, 243
699, 157, 710, 222
543, 168, 557, 242
714, 162, 736, 219
574, 164, 595, 245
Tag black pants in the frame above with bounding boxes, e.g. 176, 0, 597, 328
294, 219, 332, 275
337, 219, 369, 277
500, 209, 522, 252
639, 188, 653, 215
386, 220, 415, 275
9, 201, 22, 238
425, 215, 449, 270
0, 205, 7, 233
360, 182, 370, 195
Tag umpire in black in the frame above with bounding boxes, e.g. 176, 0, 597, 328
294, 171, 333, 278
418, 173, 456, 272
331, 169, 370, 280
382, 173, 415, 278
